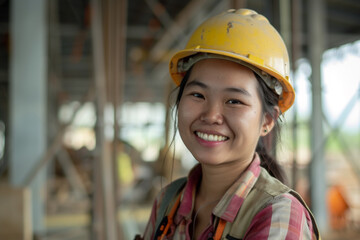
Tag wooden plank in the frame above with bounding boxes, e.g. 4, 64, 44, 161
0, 184, 32, 240
91, 0, 119, 239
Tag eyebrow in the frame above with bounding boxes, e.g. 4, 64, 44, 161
186, 79, 252, 97
224, 87, 252, 97
185, 80, 208, 89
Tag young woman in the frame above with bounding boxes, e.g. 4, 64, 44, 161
139, 8, 320, 240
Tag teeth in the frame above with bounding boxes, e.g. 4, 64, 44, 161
196, 132, 227, 142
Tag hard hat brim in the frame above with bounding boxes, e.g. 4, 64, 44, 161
169, 48, 295, 113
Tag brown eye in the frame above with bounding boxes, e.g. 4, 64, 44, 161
227, 99, 243, 105
192, 93, 205, 99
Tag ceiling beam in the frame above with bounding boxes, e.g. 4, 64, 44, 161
149, 0, 215, 63
327, 0, 360, 10
149, 0, 230, 86
327, 8, 360, 27
328, 33, 360, 48
144, 0, 173, 29
127, 25, 161, 39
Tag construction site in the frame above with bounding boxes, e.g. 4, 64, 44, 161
0, 0, 359, 239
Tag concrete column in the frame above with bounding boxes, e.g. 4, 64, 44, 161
308, 0, 328, 232
10, 0, 47, 233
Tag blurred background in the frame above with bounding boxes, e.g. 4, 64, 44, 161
0, 0, 359, 239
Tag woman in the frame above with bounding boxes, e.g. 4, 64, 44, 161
140, 9, 320, 240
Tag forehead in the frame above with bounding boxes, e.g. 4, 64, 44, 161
188, 58, 258, 88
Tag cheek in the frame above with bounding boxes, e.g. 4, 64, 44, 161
229, 110, 262, 132
177, 101, 191, 131
178, 99, 201, 136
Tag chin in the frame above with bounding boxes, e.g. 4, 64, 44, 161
193, 154, 226, 165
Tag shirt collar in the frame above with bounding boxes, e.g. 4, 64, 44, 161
213, 154, 261, 222
174, 154, 262, 223
175, 164, 202, 221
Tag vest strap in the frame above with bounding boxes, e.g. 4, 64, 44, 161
155, 193, 182, 240
213, 218, 227, 240
154, 177, 187, 240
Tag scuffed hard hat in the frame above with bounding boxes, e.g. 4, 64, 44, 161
169, 9, 295, 113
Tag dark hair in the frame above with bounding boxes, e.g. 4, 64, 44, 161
254, 74, 286, 183
173, 67, 286, 183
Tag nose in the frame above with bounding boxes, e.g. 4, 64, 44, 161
200, 102, 224, 125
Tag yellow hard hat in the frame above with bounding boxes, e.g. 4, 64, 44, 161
169, 8, 295, 113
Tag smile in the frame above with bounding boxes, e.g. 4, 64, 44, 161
195, 131, 228, 142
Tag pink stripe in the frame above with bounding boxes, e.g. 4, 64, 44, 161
177, 165, 201, 217
247, 154, 262, 177
222, 195, 244, 222
285, 194, 306, 240
244, 204, 273, 238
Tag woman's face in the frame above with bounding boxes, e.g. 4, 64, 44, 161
178, 58, 270, 167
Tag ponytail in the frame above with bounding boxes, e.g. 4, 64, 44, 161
256, 137, 286, 184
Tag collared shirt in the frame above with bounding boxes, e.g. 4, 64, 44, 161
142, 154, 317, 239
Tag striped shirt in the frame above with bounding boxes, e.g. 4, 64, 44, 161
142, 154, 317, 239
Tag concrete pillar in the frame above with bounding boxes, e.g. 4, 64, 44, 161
10, 0, 47, 233
308, 0, 328, 232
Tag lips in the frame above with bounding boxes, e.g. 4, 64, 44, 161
195, 131, 229, 142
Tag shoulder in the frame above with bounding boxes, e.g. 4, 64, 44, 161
245, 193, 316, 239
154, 177, 187, 214
253, 168, 289, 196
142, 177, 187, 240
161, 177, 187, 200
265, 193, 313, 222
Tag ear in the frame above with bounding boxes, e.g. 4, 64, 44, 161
260, 106, 280, 137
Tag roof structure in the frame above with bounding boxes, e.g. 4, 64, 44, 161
1, 0, 360, 106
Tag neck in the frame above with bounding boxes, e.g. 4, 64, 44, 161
197, 157, 253, 202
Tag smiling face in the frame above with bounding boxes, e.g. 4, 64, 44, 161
177, 58, 273, 167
